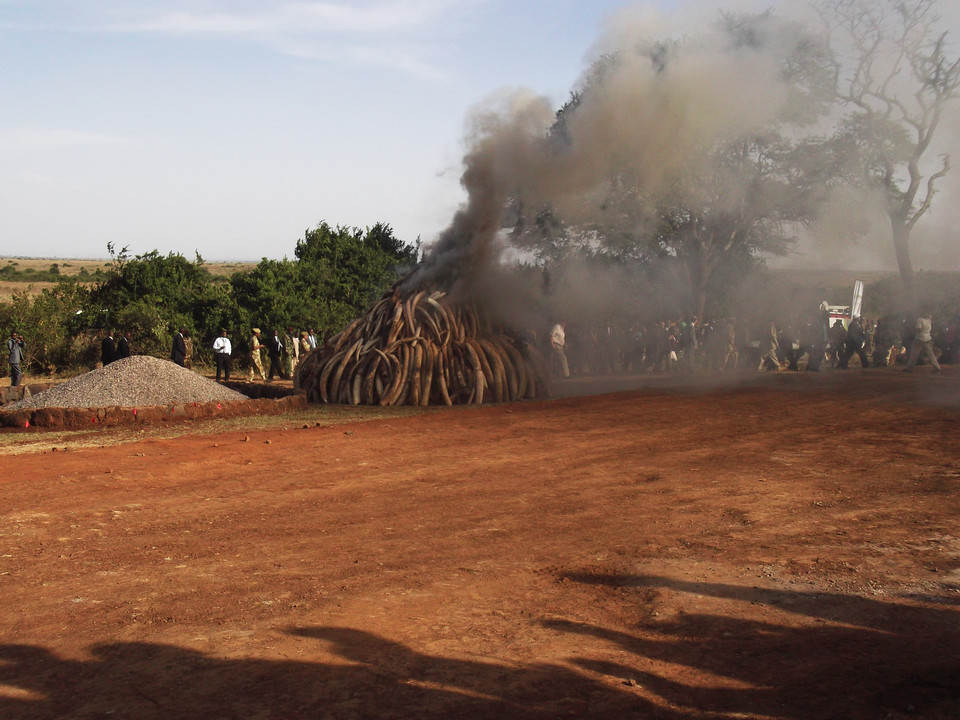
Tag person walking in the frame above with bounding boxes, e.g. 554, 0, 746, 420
212, 329, 232, 383
101, 330, 116, 366
182, 330, 193, 369
758, 322, 783, 372
905, 311, 941, 372
293, 331, 312, 390
7, 330, 25, 387
266, 329, 287, 381
170, 327, 188, 367
827, 319, 847, 368
248, 328, 266, 381
549, 321, 571, 379
116, 330, 131, 360
839, 316, 870, 369
284, 326, 300, 379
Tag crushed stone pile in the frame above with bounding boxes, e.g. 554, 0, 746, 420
4, 355, 248, 410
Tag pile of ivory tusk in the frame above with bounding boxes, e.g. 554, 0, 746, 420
297, 288, 549, 405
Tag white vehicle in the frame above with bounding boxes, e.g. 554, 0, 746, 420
820, 280, 864, 330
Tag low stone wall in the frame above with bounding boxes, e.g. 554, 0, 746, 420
221, 381, 295, 400
0, 391, 307, 430
0, 383, 56, 406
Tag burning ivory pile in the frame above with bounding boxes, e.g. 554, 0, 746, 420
297, 289, 548, 406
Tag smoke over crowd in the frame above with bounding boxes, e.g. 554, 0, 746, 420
300, 0, 959, 406
405, 0, 959, 331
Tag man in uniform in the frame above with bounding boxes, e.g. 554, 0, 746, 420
248, 328, 266, 381
550, 321, 571, 379
284, 326, 300, 379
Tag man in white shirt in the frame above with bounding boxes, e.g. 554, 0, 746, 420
905, 312, 941, 372
213, 329, 232, 382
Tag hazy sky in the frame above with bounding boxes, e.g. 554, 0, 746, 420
1, 0, 957, 269
0, 0, 637, 260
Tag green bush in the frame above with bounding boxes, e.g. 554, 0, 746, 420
0, 222, 419, 376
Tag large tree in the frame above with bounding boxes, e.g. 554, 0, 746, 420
89, 245, 224, 357
230, 221, 420, 348
822, 0, 960, 293
652, 135, 829, 318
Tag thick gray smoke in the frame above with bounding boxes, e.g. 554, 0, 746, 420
406, 0, 959, 329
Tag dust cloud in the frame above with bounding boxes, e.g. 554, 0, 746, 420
406, 0, 959, 330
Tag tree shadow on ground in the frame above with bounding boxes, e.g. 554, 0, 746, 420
0, 626, 674, 720
3, 578, 957, 719
548, 572, 960, 720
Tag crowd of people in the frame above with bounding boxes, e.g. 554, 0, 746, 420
541, 308, 960, 379
7, 308, 957, 389
242, 327, 318, 385
90, 325, 322, 385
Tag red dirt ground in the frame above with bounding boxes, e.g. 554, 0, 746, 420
1, 369, 959, 719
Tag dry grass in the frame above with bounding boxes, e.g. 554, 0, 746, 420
0, 280, 60, 299
1, 257, 113, 277
0, 257, 258, 300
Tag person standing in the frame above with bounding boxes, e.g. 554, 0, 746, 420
116, 330, 131, 360
7, 330, 25, 387
681, 317, 699, 372
101, 330, 116, 366
248, 328, 266, 381
549, 321, 571, 379
284, 326, 300, 379
170, 327, 188, 367
293, 331, 312, 390
266, 329, 287, 381
720, 320, 738, 371
183, 330, 193, 369
905, 311, 941, 372
307, 328, 318, 350
212, 329, 232, 383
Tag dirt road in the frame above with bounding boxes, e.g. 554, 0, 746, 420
1, 369, 958, 719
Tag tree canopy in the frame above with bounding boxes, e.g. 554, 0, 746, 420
821, 0, 960, 294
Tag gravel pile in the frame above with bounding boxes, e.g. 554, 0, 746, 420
4, 355, 248, 410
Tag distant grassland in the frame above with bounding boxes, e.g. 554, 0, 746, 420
0, 257, 898, 305
0, 257, 257, 300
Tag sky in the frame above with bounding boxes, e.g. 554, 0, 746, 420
0, 0, 957, 270
0, 0, 636, 261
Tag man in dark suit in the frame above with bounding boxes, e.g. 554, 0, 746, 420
266, 329, 287, 380
171, 327, 188, 367
101, 330, 116, 366
116, 330, 131, 360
